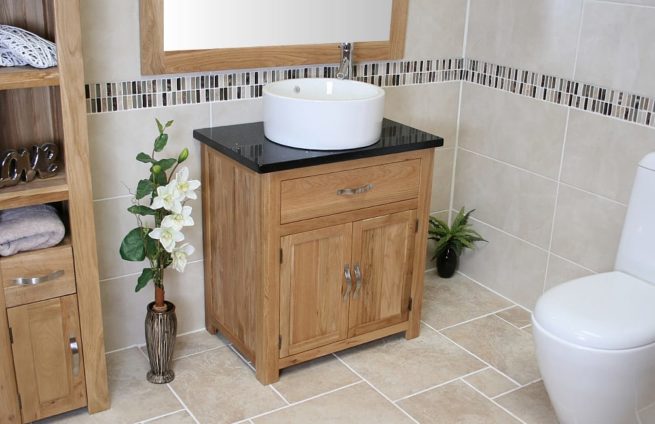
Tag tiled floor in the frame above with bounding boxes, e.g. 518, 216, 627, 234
41, 271, 560, 424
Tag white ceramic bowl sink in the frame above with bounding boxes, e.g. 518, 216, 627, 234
263, 78, 385, 150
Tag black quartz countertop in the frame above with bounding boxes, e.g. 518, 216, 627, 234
193, 119, 443, 173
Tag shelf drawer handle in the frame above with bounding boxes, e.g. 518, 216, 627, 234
337, 183, 374, 196
12, 270, 64, 286
69, 337, 80, 377
343, 264, 352, 301
353, 263, 362, 299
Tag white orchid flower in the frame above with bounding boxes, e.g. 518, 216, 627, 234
173, 167, 201, 200
161, 205, 194, 231
149, 226, 184, 253
171, 243, 195, 272
151, 183, 183, 211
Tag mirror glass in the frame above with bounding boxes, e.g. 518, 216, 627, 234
163, 0, 394, 51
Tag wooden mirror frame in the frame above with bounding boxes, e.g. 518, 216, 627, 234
140, 0, 408, 75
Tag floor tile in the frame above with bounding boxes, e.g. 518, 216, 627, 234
139, 330, 227, 360
496, 381, 558, 424
442, 315, 540, 385
464, 368, 518, 398
398, 380, 520, 423
40, 348, 182, 423
169, 348, 285, 423
496, 306, 532, 329
337, 326, 485, 401
142, 410, 195, 423
421, 272, 512, 330
253, 382, 413, 424
273, 355, 360, 403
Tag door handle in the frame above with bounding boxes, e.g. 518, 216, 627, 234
12, 269, 64, 286
69, 337, 80, 377
336, 183, 374, 196
353, 263, 362, 299
343, 264, 352, 301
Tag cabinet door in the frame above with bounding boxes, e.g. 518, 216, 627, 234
7, 295, 86, 422
348, 210, 416, 337
280, 224, 352, 357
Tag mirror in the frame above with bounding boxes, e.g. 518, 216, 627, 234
140, 0, 408, 75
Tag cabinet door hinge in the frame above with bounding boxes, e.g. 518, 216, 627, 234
415, 219, 419, 233
8, 327, 13, 344
408, 297, 413, 311
279, 248, 283, 264
278, 335, 282, 350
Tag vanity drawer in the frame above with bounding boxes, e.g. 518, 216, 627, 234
1, 243, 76, 308
280, 159, 421, 224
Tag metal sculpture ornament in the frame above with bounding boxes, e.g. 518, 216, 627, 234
0, 143, 60, 188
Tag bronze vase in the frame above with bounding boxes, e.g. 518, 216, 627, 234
145, 301, 177, 384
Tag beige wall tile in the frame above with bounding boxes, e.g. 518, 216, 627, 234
337, 329, 485, 401
384, 82, 461, 148
404, 0, 467, 58
87, 104, 210, 200
210, 97, 264, 126
442, 315, 541, 385
454, 150, 558, 248
80, 0, 142, 82
551, 185, 626, 272
100, 261, 205, 351
426, 211, 450, 269
398, 380, 520, 423
431, 148, 454, 213
170, 349, 285, 423
561, 111, 655, 204
496, 381, 558, 424
544, 254, 593, 291
254, 383, 414, 424
459, 84, 568, 179
458, 219, 548, 309
421, 272, 512, 330
575, 2, 655, 98
464, 368, 518, 398
467, 0, 583, 78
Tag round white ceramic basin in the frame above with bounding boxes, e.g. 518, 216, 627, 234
263, 78, 385, 150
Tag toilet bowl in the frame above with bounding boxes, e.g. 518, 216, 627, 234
533, 153, 655, 424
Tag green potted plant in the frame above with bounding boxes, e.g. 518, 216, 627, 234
428, 207, 486, 278
119, 119, 199, 384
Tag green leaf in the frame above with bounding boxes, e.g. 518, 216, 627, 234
177, 147, 189, 163
136, 152, 154, 163
156, 158, 177, 171
156, 118, 164, 134
165, 120, 174, 128
120, 228, 146, 261
145, 231, 159, 259
127, 205, 156, 216
154, 133, 169, 152
135, 268, 155, 292
136, 179, 156, 200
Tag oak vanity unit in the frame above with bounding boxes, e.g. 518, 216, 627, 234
195, 120, 442, 384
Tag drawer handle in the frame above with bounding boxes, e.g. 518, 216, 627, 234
336, 183, 374, 196
343, 264, 352, 301
12, 270, 65, 286
353, 263, 362, 299
69, 337, 80, 377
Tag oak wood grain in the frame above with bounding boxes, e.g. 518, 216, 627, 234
0, 67, 60, 91
0, 273, 20, 423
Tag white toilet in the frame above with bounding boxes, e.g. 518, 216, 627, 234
533, 153, 655, 424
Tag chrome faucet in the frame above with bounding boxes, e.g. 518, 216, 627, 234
336, 42, 353, 80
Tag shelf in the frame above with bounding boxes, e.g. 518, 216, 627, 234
0, 173, 68, 210
0, 66, 60, 90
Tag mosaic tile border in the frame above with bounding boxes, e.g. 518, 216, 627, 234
85, 57, 655, 129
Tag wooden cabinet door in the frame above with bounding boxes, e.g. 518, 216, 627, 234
7, 295, 86, 422
348, 210, 416, 337
280, 224, 352, 357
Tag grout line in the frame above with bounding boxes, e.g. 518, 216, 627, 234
269, 385, 291, 406
173, 344, 228, 361
548, 251, 598, 274
460, 379, 528, 424
392, 367, 490, 403
136, 409, 186, 423
93, 193, 133, 203
228, 345, 256, 372
571, 0, 587, 79
332, 353, 421, 424
493, 312, 532, 332
454, 270, 533, 312
99, 259, 204, 283
429, 305, 516, 332
491, 377, 544, 400
166, 384, 201, 424
590, 0, 655, 9
462, 0, 472, 58
106, 344, 141, 355
422, 320, 523, 387
448, 80, 464, 224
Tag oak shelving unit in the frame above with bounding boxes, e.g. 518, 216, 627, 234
0, 0, 109, 422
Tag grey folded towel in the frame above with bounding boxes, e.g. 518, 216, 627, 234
0, 205, 65, 256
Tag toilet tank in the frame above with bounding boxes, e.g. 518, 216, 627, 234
615, 152, 655, 284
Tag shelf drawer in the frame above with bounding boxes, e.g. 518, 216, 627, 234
280, 159, 421, 224
1, 243, 76, 308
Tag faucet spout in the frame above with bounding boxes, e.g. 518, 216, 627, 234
336, 42, 353, 80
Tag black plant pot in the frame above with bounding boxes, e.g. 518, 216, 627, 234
436, 246, 459, 278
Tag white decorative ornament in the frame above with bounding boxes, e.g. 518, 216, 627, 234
0, 25, 57, 68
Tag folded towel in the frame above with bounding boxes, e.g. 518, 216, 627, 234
0, 205, 65, 256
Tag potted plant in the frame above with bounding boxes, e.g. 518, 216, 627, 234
119, 119, 199, 384
428, 207, 486, 278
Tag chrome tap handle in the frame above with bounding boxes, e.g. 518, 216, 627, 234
336, 42, 353, 79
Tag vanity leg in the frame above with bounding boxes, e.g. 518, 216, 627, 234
206, 323, 217, 335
